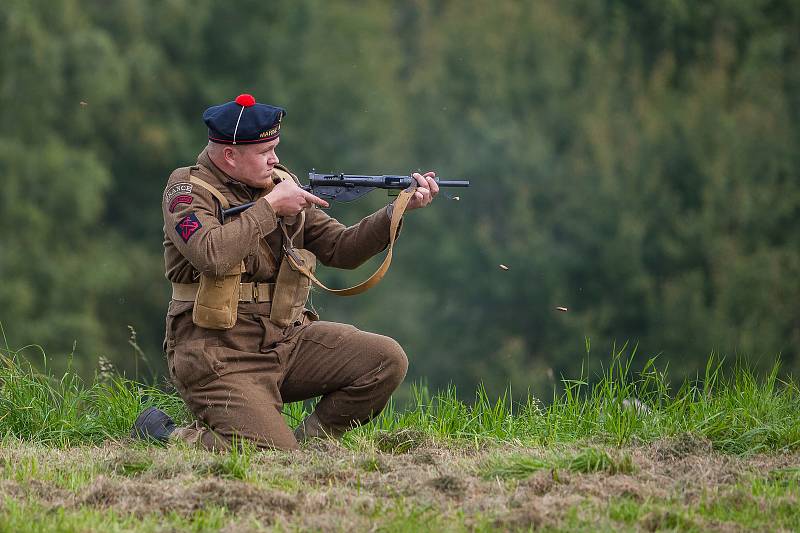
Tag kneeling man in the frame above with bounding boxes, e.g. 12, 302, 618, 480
133, 94, 437, 450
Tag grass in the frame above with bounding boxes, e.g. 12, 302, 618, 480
203, 437, 256, 481
0, 499, 233, 533
479, 448, 635, 480
1, 343, 799, 454
0, 342, 798, 530
1, 437, 797, 531
0, 347, 188, 447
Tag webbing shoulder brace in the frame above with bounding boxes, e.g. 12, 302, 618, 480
188, 172, 230, 210
179, 171, 244, 329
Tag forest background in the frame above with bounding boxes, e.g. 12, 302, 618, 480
1, 0, 798, 400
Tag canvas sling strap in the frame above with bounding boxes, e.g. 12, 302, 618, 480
280, 182, 416, 296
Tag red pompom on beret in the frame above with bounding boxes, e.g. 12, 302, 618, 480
235, 93, 256, 107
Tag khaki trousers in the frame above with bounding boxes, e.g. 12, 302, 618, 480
164, 304, 408, 451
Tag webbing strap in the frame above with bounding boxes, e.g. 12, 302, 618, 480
284, 185, 415, 296
172, 282, 274, 302
189, 175, 230, 209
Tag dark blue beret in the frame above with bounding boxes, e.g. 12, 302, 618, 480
203, 94, 286, 145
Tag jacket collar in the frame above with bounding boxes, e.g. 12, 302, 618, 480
196, 148, 260, 202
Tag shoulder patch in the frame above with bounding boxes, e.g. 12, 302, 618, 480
175, 213, 202, 243
168, 194, 194, 212
164, 182, 193, 204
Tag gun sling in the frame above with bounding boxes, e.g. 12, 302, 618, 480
280, 184, 415, 296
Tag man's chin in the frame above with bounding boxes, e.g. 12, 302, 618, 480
256, 172, 277, 190
233, 175, 271, 189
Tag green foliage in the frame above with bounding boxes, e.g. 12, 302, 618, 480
2, 342, 798, 455
695, 477, 800, 531
0, 341, 798, 532
357, 455, 387, 473
201, 437, 256, 481
347, 346, 800, 454
0, 346, 189, 446
0, 499, 231, 533
566, 448, 635, 474
480, 448, 634, 480
0, 0, 798, 393
479, 454, 550, 480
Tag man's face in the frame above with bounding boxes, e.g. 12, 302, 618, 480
228, 139, 280, 188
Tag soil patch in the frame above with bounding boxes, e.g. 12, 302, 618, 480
75, 475, 296, 522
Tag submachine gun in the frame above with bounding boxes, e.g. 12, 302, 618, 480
221, 172, 470, 220
219, 172, 470, 296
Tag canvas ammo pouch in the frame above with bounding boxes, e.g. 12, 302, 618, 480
192, 261, 245, 330
270, 214, 316, 327
270, 248, 316, 327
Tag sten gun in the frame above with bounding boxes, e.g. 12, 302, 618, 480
221, 172, 470, 220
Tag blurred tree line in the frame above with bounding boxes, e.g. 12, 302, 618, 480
1, 0, 798, 398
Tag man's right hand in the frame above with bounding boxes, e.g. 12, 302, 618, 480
264, 178, 329, 216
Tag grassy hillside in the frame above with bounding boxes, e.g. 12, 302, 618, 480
0, 345, 798, 531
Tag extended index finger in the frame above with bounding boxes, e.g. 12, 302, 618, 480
303, 190, 330, 208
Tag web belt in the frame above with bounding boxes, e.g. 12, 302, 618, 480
171, 282, 274, 303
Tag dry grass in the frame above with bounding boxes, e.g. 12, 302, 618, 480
1, 435, 798, 531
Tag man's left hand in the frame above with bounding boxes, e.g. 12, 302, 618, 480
404, 171, 438, 211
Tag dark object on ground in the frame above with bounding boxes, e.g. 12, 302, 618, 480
130, 407, 176, 444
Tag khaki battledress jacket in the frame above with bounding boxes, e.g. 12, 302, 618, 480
160, 149, 408, 450
164, 148, 396, 303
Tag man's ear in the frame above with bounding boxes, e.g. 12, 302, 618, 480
223, 146, 237, 167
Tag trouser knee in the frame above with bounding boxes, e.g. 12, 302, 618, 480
378, 336, 408, 390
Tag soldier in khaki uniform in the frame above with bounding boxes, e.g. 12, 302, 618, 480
132, 94, 438, 451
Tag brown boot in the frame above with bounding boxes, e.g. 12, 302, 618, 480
293, 412, 341, 442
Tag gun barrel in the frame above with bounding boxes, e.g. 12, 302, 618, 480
309, 173, 470, 188
432, 180, 471, 187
